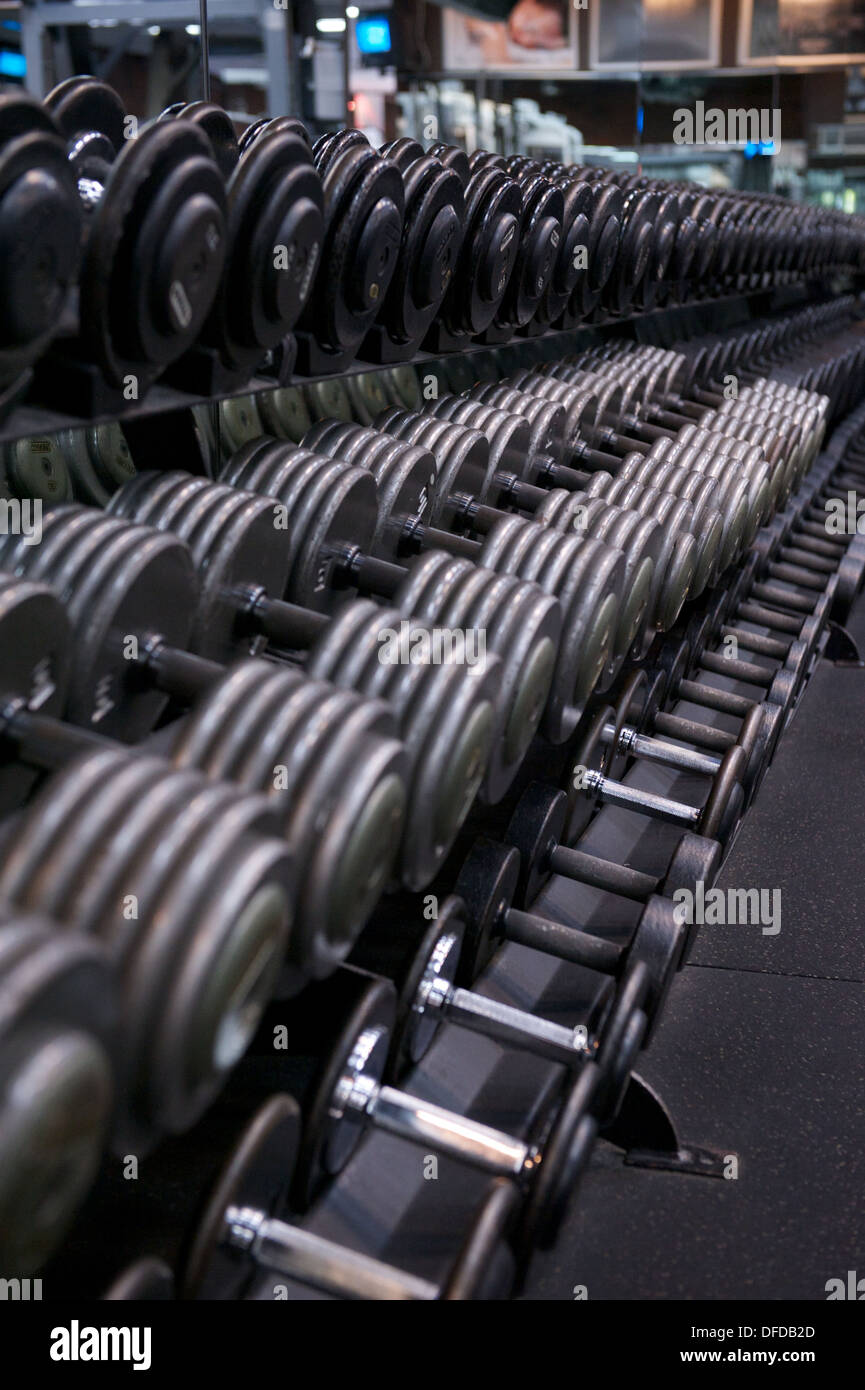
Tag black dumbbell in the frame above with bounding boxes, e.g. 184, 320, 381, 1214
363, 138, 465, 354
44, 77, 227, 393
562, 696, 747, 846
349, 890, 646, 1116
505, 779, 718, 965
230, 966, 603, 1254
0, 911, 115, 1276
425, 154, 523, 341
161, 101, 325, 380
183, 1096, 520, 1300
450, 838, 676, 1042
600, 663, 777, 810
0, 94, 81, 412
294, 129, 404, 365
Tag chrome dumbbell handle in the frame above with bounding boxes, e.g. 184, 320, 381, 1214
223, 1205, 439, 1300
602, 720, 720, 777
363, 1082, 536, 1178
428, 982, 590, 1067
582, 767, 701, 829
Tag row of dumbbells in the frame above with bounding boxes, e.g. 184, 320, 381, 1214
31, 421, 865, 1298
5, 76, 865, 417
1, 335, 862, 1283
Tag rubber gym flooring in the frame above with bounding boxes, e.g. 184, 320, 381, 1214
520, 610, 865, 1301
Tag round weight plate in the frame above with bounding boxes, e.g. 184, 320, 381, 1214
182, 1095, 302, 1300
518, 1063, 600, 1252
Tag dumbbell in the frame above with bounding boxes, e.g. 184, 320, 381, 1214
100, 476, 501, 884
0, 737, 293, 1152
0, 530, 408, 975
533, 347, 797, 498
561, 690, 747, 847
361, 138, 465, 354
564, 342, 825, 487
522, 170, 598, 327
548, 368, 782, 530
159, 101, 324, 378
449, 837, 676, 1044
231, 966, 602, 1252
471, 157, 564, 330
504, 776, 717, 963
600, 660, 780, 811
294, 128, 404, 363
0, 911, 115, 1276
504, 370, 754, 574
305, 408, 657, 669
0, 94, 81, 410
183, 1096, 520, 1300
43, 77, 227, 392
455, 380, 725, 602
425, 152, 523, 340
349, 890, 646, 1113
221, 433, 624, 743
403, 393, 695, 635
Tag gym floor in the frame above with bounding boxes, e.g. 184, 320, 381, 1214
521, 605, 865, 1301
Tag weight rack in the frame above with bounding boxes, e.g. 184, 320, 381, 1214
1, 78, 864, 1304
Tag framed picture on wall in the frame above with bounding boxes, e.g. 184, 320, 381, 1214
589, 0, 722, 73
441, 2, 577, 73
738, 0, 865, 67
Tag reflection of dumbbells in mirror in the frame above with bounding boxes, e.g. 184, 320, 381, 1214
101, 476, 504, 882
0, 93, 82, 416
0, 541, 407, 980
42, 77, 227, 406
348, 888, 646, 1120
183, 1097, 520, 1300
242, 425, 628, 733
227, 967, 603, 1254
157, 101, 325, 389
0, 911, 115, 1276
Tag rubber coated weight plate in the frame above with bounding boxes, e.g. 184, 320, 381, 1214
0, 97, 81, 376
202, 130, 323, 364
81, 121, 227, 388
